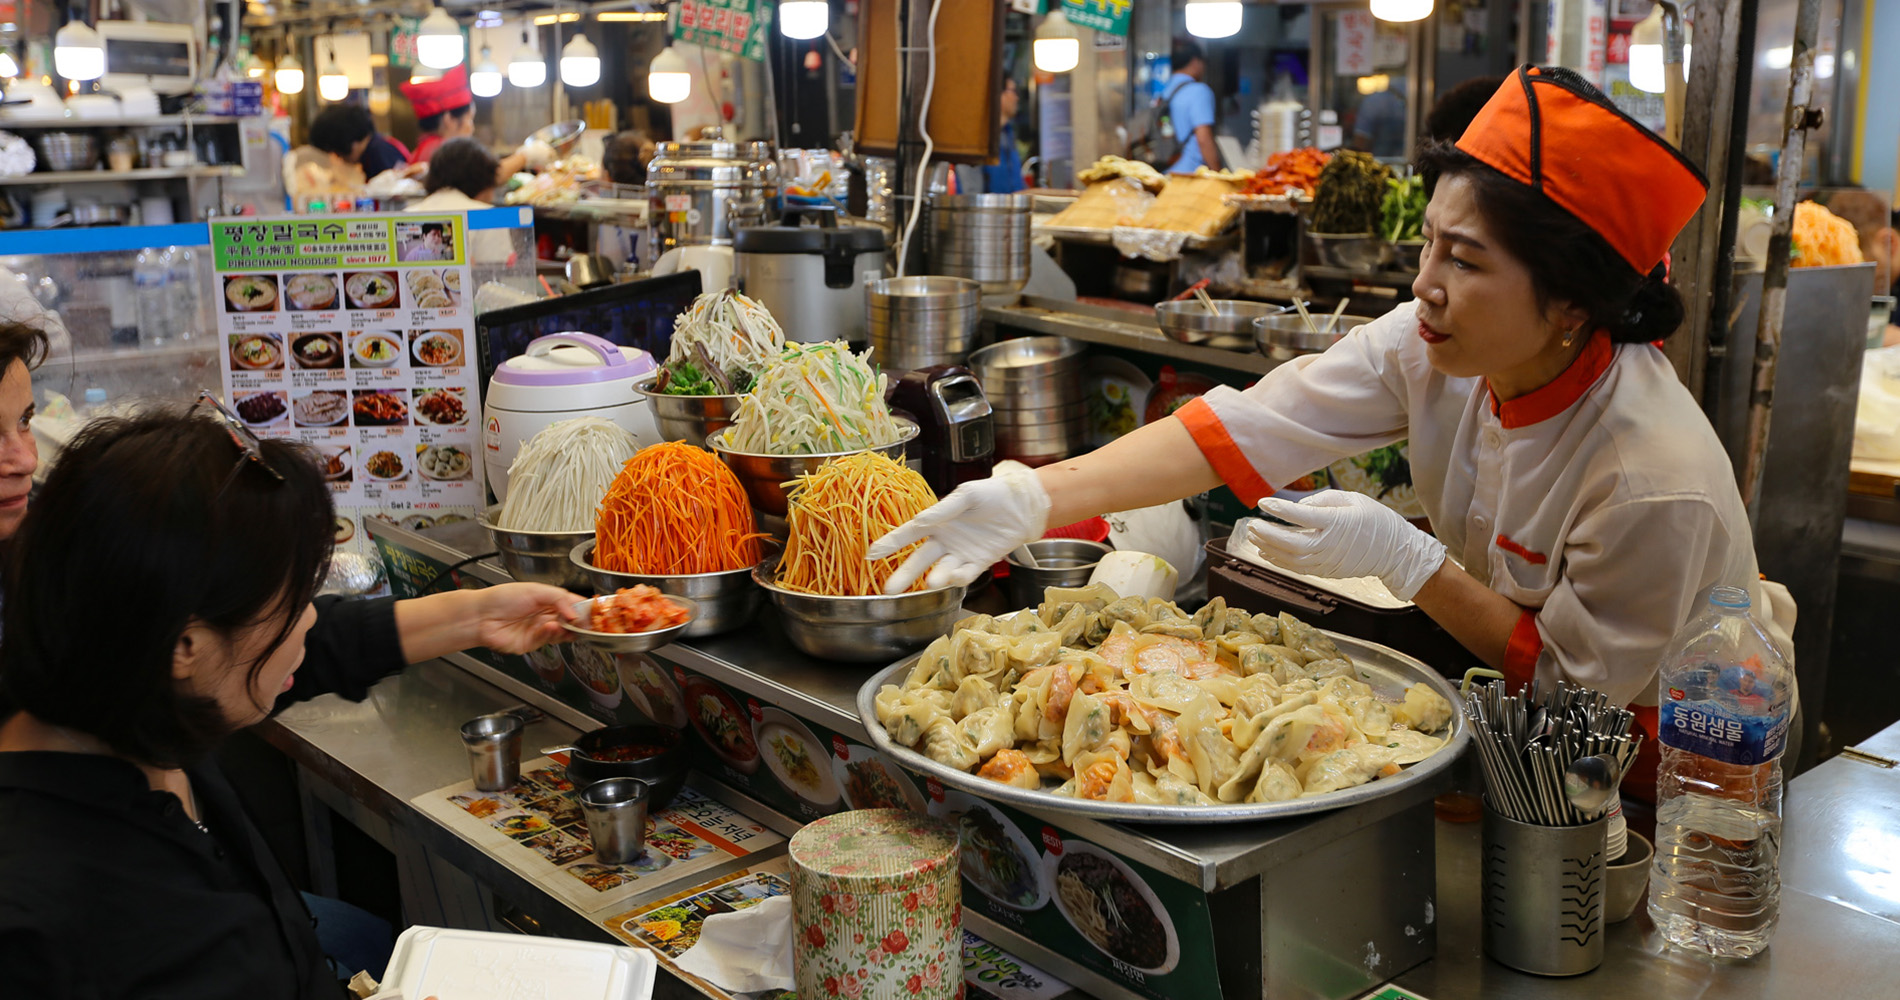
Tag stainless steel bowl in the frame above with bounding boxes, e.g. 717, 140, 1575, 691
1304, 232, 1394, 273
1253, 313, 1378, 361
562, 595, 700, 653
37, 133, 98, 172
569, 538, 763, 638
705, 417, 920, 516
969, 335, 1086, 376
1003, 538, 1111, 609
754, 558, 966, 662
634, 375, 745, 447
1154, 299, 1289, 352
529, 119, 588, 156
479, 505, 594, 591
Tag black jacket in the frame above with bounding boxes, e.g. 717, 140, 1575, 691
0, 595, 405, 1000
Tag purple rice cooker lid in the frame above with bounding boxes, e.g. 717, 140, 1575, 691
493, 332, 657, 387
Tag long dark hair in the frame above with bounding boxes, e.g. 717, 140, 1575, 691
0, 409, 335, 767
1415, 139, 1685, 344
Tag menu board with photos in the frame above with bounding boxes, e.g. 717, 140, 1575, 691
210, 214, 483, 568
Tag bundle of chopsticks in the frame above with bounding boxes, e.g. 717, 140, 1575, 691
1464, 679, 1643, 827
1292, 297, 1351, 335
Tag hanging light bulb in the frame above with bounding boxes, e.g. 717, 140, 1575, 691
0, 50, 19, 79
1032, 9, 1079, 74
54, 20, 106, 82
780, 0, 829, 40
317, 46, 349, 101
1184, 0, 1242, 39
647, 46, 690, 104
471, 45, 503, 96
416, 7, 465, 69
508, 27, 546, 87
275, 52, 305, 94
561, 32, 600, 87
1627, 6, 1664, 93
1370, 0, 1433, 23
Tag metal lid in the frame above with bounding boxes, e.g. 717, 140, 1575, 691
492, 332, 657, 387
788, 808, 957, 895
733, 221, 887, 254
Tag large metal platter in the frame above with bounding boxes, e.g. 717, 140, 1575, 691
855, 629, 1469, 825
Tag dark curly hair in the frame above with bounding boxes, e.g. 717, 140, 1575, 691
425, 136, 500, 198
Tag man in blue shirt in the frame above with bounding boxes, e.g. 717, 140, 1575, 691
1166, 40, 1220, 174
982, 76, 1026, 193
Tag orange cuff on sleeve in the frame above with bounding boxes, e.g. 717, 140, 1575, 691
1175, 397, 1274, 507
1503, 610, 1543, 693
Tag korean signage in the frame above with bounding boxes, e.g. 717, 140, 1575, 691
1062, 0, 1130, 37
1336, 11, 1375, 77
673, 0, 773, 62
212, 213, 483, 573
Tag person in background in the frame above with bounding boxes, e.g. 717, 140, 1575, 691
1423, 75, 1505, 145
399, 65, 476, 168
0, 322, 47, 546
407, 138, 514, 263
604, 129, 657, 187
358, 128, 414, 180
982, 77, 1026, 194
283, 105, 375, 205
1165, 40, 1220, 174
1353, 77, 1408, 157
0, 404, 581, 998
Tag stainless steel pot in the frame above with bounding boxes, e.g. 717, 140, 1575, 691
969, 336, 1087, 462
754, 558, 966, 662
866, 275, 983, 370
478, 505, 594, 592
929, 193, 1030, 294
648, 131, 779, 256
733, 205, 888, 344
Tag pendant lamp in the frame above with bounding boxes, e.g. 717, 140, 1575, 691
416, 7, 465, 69
275, 52, 305, 94
509, 27, 546, 87
780, 0, 829, 40
1032, 10, 1079, 74
648, 46, 690, 104
1184, 0, 1242, 39
317, 45, 348, 101
1370, 0, 1433, 23
54, 20, 105, 82
471, 46, 503, 96
560, 32, 600, 87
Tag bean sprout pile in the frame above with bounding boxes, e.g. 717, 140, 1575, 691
656, 290, 787, 396
721, 341, 903, 454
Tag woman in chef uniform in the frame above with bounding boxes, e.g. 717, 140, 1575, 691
872, 67, 1778, 798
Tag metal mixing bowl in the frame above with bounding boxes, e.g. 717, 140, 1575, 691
634, 375, 745, 447
1253, 313, 1378, 361
479, 505, 593, 591
753, 558, 965, 662
569, 538, 763, 638
1003, 538, 1112, 609
1154, 299, 1289, 352
37, 133, 98, 173
1304, 232, 1393, 273
705, 417, 920, 516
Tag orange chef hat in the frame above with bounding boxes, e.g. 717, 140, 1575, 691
400, 64, 472, 118
1456, 65, 1707, 274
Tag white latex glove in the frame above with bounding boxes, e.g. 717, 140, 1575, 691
1249, 491, 1447, 602
518, 138, 557, 169
866, 463, 1052, 594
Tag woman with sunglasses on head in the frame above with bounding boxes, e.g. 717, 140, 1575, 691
871, 68, 1789, 799
0, 402, 580, 998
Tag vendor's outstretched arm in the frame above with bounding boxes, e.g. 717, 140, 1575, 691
1037, 415, 1224, 527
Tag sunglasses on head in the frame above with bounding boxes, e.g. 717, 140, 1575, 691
191, 390, 287, 493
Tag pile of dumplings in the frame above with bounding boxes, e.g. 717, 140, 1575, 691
875, 584, 1455, 807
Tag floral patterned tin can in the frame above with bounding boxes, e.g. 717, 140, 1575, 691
789, 808, 961, 999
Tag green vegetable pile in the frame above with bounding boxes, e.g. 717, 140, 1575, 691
658, 358, 756, 396
1310, 150, 1392, 235
1381, 175, 1427, 241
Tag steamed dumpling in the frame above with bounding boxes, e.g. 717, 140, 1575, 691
876, 684, 951, 747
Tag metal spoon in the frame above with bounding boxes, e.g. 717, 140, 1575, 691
1562, 753, 1620, 816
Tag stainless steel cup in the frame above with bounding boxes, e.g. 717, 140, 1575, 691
580, 777, 652, 865
460, 713, 524, 791
1481, 800, 1609, 976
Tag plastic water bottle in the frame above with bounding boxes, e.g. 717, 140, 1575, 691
1648, 585, 1794, 958
166, 246, 200, 341
133, 248, 172, 347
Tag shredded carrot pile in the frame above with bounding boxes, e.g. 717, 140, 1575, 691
778, 452, 939, 596
594, 442, 767, 574
1792, 201, 1866, 268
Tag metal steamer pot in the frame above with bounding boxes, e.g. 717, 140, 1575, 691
734, 205, 888, 345
647, 132, 779, 257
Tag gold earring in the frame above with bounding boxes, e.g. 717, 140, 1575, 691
1562, 326, 1579, 348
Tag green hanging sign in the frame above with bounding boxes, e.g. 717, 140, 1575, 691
1062, 0, 1131, 37
672, 0, 774, 62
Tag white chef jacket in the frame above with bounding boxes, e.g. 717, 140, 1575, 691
1176, 302, 1762, 709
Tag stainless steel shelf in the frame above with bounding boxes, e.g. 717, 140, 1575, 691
0, 164, 243, 187
984, 295, 1280, 376
0, 114, 243, 129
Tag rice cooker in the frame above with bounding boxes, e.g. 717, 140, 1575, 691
733, 205, 888, 344
484, 333, 659, 500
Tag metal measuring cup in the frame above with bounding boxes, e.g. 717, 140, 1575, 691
579, 777, 651, 865
460, 713, 524, 791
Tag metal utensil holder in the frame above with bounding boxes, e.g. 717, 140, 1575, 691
1481, 800, 1608, 976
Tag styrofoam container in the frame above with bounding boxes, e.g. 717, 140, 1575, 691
372, 926, 656, 1000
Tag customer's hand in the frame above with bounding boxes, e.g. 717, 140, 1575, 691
867, 463, 1051, 594
470, 583, 581, 654
1249, 491, 1446, 601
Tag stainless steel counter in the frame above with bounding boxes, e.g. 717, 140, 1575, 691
983, 295, 1280, 376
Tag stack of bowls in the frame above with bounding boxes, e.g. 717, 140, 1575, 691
478, 505, 594, 592
929, 193, 1031, 294
968, 336, 1086, 464
867, 276, 983, 371
633, 375, 743, 447
705, 417, 921, 516
1003, 538, 1112, 609
568, 538, 764, 638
